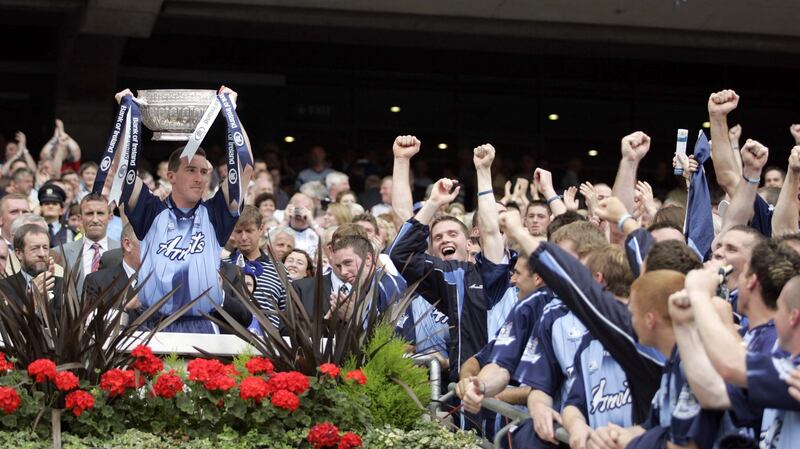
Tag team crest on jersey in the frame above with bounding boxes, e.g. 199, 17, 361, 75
157, 232, 206, 261
429, 308, 448, 324
520, 337, 541, 364
494, 322, 514, 346
672, 383, 701, 420
590, 379, 632, 414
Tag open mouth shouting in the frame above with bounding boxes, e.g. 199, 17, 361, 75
440, 244, 457, 258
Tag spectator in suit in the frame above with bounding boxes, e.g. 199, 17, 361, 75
0, 223, 63, 314
58, 193, 119, 294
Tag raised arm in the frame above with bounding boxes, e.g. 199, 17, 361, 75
413, 178, 460, 225
683, 268, 747, 388
719, 139, 768, 235
729, 124, 743, 177
772, 146, 800, 236
612, 131, 651, 214
474, 144, 503, 263
534, 168, 566, 216
668, 290, 731, 409
391, 135, 420, 221
708, 90, 741, 197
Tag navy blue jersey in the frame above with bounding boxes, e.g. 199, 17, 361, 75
387, 218, 502, 379
732, 352, 800, 449
643, 348, 725, 449
530, 242, 665, 423
127, 187, 238, 319
487, 288, 554, 376
750, 195, 773, 238
396, 296, 449, 358
513, 300, 587, 407
565, 335, 634, 429
625, 228, 654, 279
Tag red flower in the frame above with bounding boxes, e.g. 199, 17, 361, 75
187, 358, 236, 391
338, 432, 363, 449
271, 389, 300, 411
27, 359, 57, 383
54, 371, 79, 391
99, 369, 136, 397
319, 363, 341, 378
344, 369, 367, 385
132, 355, 164, 377
239, 376, 270, 403
307, 422, 340, 449
245, 357, 274, 375
131, 345, 154, 358
0, 387, 20, 414
64, 390, 94, 417
268, 371, 309, 395
0, 352, 13, 373
153, 370, 184, 399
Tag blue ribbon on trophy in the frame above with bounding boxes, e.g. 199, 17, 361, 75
181, 91, 252, 213
93, 95, 141, 208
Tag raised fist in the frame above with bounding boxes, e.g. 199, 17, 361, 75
428, 178, 460, 206
473, 143, 495, 170
499, 209, 524, 235
594, 197, 630, 225
668, 290, 694, 325
533, 168, 554, 194
728, 124, 742, 143
789, 146, 800, 174
393, 135, 421, 159
685, 268, 720, 297
708, 90, 739, 117
740, 139, 768, 178
621, 132, 651, 162
791, 124, 800, 144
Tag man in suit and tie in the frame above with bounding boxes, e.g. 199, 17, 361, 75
0, 223, 63, 313
58, 193, 119, 294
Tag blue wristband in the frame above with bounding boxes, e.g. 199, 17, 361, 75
546, 195, 560, 204
617, 214, 633, 231
743, 175, 760, 185
478, 189, 494, 197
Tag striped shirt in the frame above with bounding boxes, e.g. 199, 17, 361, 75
224, 250, 287, 328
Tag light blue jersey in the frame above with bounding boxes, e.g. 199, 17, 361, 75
127, 188, 237, 324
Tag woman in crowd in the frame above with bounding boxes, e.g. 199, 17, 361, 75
283, 249, 315, 281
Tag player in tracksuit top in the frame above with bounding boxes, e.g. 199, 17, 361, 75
387, 143, 514, 381
118, 86, 254, 333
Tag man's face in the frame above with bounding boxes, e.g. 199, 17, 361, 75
168, 155, 210, 205
5, 142, 18, 160
379, 179, 393, 204
81, 166, 97, 187
289, 197, 314, 230
511, 257, 539, 298
525, 205, 550, 237
251, 178, 273, 197
232, 222, 262, 257
17, 232, 49, 275
270, 233, 294, 261
14, 174, 34, 195
712, 230, 755, 288
774, 288, 799, 352
259, 199, 276, 220
595, 184, 612, 202
764, 169, 784, 188
40, 202, 64, 222
736, 260, 754, 315
1, 198, 31, 239
431, 220, 468, 262
122, 235, 141, 269
333, 247, 373, 287
157, 161, 168, 179
81, 200, 110, 241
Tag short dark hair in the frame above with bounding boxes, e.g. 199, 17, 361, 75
352, 213, 379, 234
332, 234, 375, 261
235, 205, 263, 229
764, 166, 786, 179
14, 223, 48, 252
727, 225, 766, 246
645, 240, 702, 274
254, 192, 277, 209
526, 200, 551, 216
646, 221, 684, 236
546, 211, 586, 241
168, 147, 207, 172
430, 215, 469, 239
652, 206, 685, 230
79, 161, 98, 174
585, 245, 634, 298
283, 248, 315, 278
80, 193, 108, 210
748, 239, 800, 310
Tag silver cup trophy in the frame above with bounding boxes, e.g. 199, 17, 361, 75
137, 89, 217, 141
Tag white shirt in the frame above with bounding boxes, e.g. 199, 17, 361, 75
122, 260, 136, 285
82, 236, 109, 276
289, 227, 320, 258
371, 203, 391, 217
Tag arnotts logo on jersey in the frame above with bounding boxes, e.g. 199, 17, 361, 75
157, 232, 206, 261
494, 321, 514, 346
590, 379, 632, 414
520, 337, 540, 364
